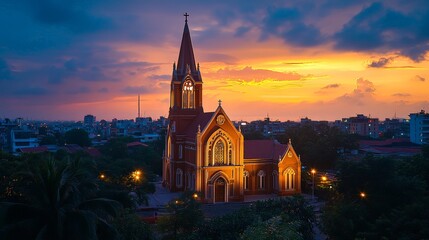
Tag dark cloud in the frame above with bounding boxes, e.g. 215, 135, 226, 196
322, 84, 340, 89
392, 93, 411, 97
147, 74, 170, 81
234, 26, 251, 37
414, 75, 426, 82
29, 0, 112, 34
368, 57, 394, 68
122, 86, 152, 94
334, 2, 429, 61
261, 7, 325, 47
65, 86, 91, 94
14, 87, 50, 96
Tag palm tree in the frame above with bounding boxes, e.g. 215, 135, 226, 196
0, 158, 122, 240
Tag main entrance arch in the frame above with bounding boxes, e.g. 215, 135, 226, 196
214, 177, 226, 203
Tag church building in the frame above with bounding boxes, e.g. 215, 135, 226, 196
162, 15, 301, 203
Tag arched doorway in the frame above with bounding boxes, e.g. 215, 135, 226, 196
214, 178, 226, 203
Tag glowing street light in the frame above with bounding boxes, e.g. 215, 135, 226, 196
360, 192, 366, 199
99, 174, 105, 180
193, 193, 198, 199
321, 176, 327, 182
311, 169, 316, 200
132, 170, 143, 182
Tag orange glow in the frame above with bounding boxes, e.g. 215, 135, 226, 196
132, 170, 143, 181
360, 192, 366, 198
321, 176, 327, 181
100, 174, 105, 179
311, 169, 316, 174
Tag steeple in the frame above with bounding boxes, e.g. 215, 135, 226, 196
169, 13, 203, 113
176, 13, 200, 81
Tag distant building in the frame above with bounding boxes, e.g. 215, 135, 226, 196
10, 129, 39, 153
84, 114, 96, 126
409, 110, 429, 145
342, 114, 380, 138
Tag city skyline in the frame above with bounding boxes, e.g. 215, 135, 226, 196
1, 1, 429, 121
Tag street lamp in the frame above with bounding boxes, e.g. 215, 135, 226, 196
311, 169, 316, 200
360, 192, 366, 199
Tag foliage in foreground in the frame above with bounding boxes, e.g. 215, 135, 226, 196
190, 196, 314, 240
0, 157, 122, 240
322, 149, 429, 240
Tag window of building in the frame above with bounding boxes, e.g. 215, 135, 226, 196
182, 80, 195, 109
214, 140, 225, 165
257, 170, 265, 189
285, 168, 295, 190
176, 168, 183, 188
171, 121, 176, 132
243, 171, 249, 190
179, 145, 183, 159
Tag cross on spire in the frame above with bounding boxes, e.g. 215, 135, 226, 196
218, 99, 222, 107
184, 12, 189, 23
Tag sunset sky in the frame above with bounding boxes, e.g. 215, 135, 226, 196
1, 0, 429, 121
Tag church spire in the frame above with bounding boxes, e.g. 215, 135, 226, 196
177, 13, 199, 80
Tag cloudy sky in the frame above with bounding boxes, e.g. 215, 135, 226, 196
1, 0, 429, 121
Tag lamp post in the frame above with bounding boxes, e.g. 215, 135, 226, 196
311, 169, 316, 200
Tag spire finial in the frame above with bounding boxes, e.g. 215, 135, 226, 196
184, 12, 189, 23
198, 124, 201, 133
289, 138, 292, 144
218, 99, 222, 107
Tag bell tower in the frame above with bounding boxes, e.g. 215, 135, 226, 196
169, 13, 203, 114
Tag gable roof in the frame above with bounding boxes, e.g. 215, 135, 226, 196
184, 112, 215, 139
244, 139, 287, 160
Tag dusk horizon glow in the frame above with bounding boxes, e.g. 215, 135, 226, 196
1, 1, 429, 122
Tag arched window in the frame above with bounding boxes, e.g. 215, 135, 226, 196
179, 145, 183, 159
273, 171, 279, 190
257, 170, 266, 189
243, 171, 249, 190
214, 140, 225, 165
176, 168, 183, 188
284, 168, 295, 190
182, 80, 195, 109
205, 130, 234, 166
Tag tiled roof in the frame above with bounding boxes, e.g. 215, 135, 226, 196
184, 112, 215, 139
127, 142, 149, 147
19, 146, 48, 153
244, 139, 287, 160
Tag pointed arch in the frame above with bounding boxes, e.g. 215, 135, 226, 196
284, 168, 296, 191
243, 170, 249, 190
257, 170, 266, 189
176, 168, 183, 188
182, 79, 195, 109
205, 130, 234, 166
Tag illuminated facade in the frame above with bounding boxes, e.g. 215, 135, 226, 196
162, 17, 301, 203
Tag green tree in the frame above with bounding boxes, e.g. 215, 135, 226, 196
240, 216, 303, 240
65, 128, 91, 147
0, 158, 121, 240
113, 209, 153, 240
158, 192, 203, 239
